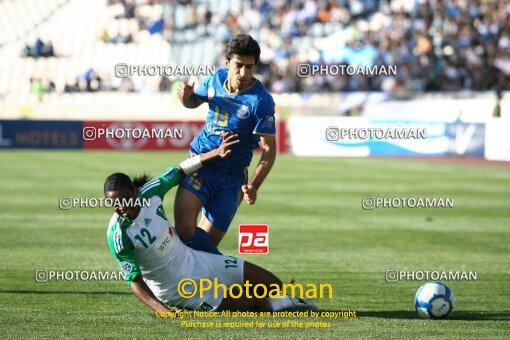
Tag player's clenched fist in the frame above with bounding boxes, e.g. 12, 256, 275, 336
177, 81, 195, 103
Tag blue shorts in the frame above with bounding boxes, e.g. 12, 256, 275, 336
180, 165, 247, 232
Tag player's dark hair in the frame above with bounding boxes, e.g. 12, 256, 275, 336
103, 172, 152, 193
104, 173, 133, 193
132, 173, 153, 188
226, 34, 261, 64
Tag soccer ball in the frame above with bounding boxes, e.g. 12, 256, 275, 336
414, 282, 455, 319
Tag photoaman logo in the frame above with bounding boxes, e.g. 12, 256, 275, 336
239, 224, 269, 254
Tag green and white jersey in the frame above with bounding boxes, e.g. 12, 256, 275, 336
107, 167, 194, 298
107, 166, 245, 311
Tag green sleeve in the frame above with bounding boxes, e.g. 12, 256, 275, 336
107, 220, 142, 286
139, 166, 182, 200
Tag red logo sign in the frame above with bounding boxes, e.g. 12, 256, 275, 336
82, 121, 204, 150
238, 224, 269, 254
81, 120, 287, 152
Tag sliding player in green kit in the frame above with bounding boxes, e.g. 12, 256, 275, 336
105, 132, 316, 313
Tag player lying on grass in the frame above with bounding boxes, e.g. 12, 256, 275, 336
105, 132, 316, 313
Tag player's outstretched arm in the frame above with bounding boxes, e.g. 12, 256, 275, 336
156, 132, 239, 197
201, 131, 239, 162
242, 134, 277, 205
130, 276, 173, 314
177, 81, 203, 109
178, 131, 239, 175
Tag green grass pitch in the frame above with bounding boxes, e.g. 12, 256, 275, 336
0, 151, 509, 339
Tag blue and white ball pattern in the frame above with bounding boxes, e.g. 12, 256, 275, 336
415, 282, 455, 319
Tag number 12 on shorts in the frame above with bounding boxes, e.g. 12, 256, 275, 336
238, 224, 269, 254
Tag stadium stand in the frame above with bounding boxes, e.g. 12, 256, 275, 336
0, 0, 508, 119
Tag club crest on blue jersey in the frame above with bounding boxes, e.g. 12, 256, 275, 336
192, 68, 276, 168
121, 261, 132, 275
206, 121, 217, 133
236, 104, 251, 119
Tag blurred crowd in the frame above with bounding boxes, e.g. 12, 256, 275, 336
27, 0, 510, 94
220, 0, 510, 93
23, 38, 55, 58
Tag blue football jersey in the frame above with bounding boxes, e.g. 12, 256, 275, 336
191, 68, 276, 170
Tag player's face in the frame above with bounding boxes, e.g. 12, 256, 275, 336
105, 187, 140, 221
225, 55, 257, 91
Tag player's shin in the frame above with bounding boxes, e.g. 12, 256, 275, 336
265, 295, 318, 312
265, 295, 295, 311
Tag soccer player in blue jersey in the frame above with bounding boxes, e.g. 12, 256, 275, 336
176, 34, 277, 254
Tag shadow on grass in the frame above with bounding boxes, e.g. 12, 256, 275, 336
0, 290, 130, 295
357, 311, 510, 321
